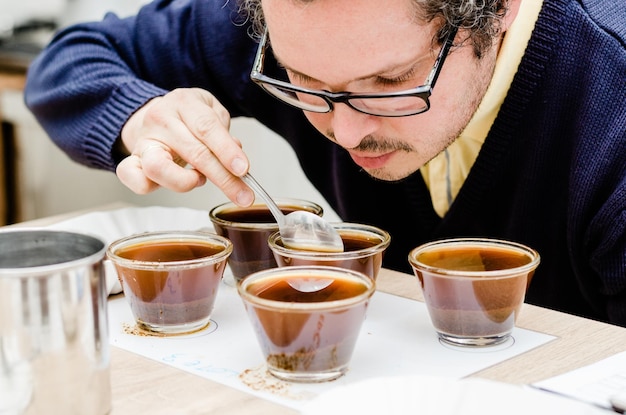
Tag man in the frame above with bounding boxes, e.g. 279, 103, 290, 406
24, 0, 626, 325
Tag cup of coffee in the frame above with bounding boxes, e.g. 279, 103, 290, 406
408, 238, 540, 347
107, 230, 232, 335
237, 265, 375, 382
268, 222, 391, 281
209, 199, 324, 282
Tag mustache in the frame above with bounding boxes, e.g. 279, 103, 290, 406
327, 132, 414, 153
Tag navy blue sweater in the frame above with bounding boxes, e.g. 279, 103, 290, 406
24, 0, 626, 325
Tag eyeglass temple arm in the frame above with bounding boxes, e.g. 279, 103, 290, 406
425, 26, 458, 87
251, 28, 269, 74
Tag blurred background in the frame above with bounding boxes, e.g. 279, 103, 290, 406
0, 0, 338, 225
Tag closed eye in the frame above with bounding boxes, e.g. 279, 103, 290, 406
284, 69, 324, 88
375, 66, 418, 87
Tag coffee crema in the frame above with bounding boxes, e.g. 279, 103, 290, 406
415, 245, 533, 272
247, 274, 369, 303
115, 240, 224, 262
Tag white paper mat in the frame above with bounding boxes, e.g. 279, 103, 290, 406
301, 375, 608, 415
109, 274, 555, 411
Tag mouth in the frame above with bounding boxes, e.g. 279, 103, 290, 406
348, 150, 396, 170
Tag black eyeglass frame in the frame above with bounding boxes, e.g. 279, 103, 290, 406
250, 26, 459, 117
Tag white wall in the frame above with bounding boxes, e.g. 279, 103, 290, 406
59, 0, 152, 26
1, 90, 339, 222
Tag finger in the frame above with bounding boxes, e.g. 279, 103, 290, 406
116, 154, 160, 194
178, 90, 249, 177
186, 142, 255, 206
137, 144, 207, 192
164, 134, 253, 205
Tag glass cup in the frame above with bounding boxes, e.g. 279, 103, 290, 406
209, 198, 324, 282
268, 222, 391, 281
408, 238, 540, 347
107, 230, 232, 335
237, 265, 375, 382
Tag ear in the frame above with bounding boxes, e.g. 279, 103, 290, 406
501, 0, 522, 32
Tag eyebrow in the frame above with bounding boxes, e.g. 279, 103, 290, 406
273, 47, 434, 85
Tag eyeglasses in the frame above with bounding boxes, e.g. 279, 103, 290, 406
250, 26, 458, 117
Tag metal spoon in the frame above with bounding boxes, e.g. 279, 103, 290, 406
240, 173, 344, 253
240, 173, 343, 293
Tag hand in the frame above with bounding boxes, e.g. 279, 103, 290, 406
115, 88, 255, 206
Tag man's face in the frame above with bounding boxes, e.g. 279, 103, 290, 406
262, 0, 499, 181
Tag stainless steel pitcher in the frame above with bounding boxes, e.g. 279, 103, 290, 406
0, 229, 111, 415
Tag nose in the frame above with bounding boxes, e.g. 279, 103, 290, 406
329, 104, 379, 149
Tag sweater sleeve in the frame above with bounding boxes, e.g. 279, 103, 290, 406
23, 0, 253, 171
24, 13, 166, 171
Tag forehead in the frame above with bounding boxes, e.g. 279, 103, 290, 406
261, 0, 435, 83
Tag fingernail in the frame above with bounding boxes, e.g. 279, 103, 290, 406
231, 157, 247, 176
236, 189, 254, 206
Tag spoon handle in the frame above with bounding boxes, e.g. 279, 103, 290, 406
240, 173, 286, 226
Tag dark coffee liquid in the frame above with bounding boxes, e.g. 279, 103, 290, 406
341, 233, 380, 251
113, 240, 226, 327
216, 206, 300, 223
244, 274, 369, 373
273, 232, 385, 280
212, 205, 319, 281
414, 245, 534, 337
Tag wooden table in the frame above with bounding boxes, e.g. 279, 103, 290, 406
0, 71, 26, 90
9, 204, 626, 414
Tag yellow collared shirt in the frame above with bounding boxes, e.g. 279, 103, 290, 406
420, 0, 543, 217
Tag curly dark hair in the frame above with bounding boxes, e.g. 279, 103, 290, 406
237, 0, 509, 58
